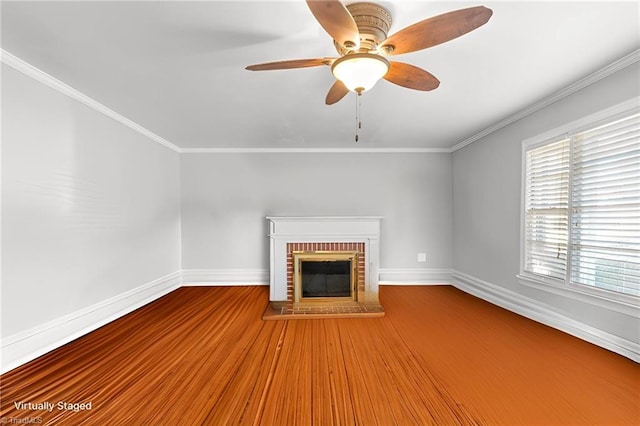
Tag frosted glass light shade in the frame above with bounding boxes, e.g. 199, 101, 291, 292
331, 53, 390, 93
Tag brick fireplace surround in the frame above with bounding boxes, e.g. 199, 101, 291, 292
264, 217, 384, 319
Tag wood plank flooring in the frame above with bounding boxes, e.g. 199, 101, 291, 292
1, 285, 638, 425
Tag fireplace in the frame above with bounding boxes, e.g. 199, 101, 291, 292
265, 217, 384, 318
290, 244, 364, 307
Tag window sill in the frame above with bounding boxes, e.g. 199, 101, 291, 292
517, 273, 640, 318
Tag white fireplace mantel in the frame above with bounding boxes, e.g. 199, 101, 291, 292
267, 216, 382, 301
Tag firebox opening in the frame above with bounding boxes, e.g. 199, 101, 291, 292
302, 260, 351, 298
293, 250, 358, 305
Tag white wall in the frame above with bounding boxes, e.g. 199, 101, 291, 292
1, 64, 181, 341
4, 46, 636, 369
452, 62, 640, 346
180, 152, 453, 275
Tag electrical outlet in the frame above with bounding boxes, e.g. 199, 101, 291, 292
417, 252, 427, 263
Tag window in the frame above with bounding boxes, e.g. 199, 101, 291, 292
520, 99, 639, 310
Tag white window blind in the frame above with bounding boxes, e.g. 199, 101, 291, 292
524, 139, 570, 280
570, 113, 640, 296
523, 109, 640, 298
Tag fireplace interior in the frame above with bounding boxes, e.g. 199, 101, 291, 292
301, 260, 352, 298
293, 250, 358, 305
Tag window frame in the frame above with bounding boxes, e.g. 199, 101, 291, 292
518, 97, 640, 318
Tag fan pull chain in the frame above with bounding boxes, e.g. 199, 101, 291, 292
355, 92, 362, 142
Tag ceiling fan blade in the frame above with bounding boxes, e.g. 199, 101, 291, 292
380, 6, 493, 56
245, 58, 331, 71
306, 0, 360, 49
383, 62, 440, 91
325, 80, 350, 105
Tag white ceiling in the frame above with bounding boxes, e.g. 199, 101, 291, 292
2, 1, 639, 150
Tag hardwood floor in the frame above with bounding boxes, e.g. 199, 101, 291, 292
1, 286, 638, 425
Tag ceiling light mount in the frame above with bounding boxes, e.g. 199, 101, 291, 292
334, 2, 392, 55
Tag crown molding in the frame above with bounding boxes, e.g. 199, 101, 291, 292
451, 48, 640, 153
180, 147, 451, 154
1, 49, 182, 153
0, 49, 448, 155
5, 47, 637, 155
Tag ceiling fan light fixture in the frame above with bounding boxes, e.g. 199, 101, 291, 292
331, 53, 389, 93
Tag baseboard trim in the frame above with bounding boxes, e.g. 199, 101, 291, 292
5, 268, 635, 373
180, 268, 451, 286
181, 269, 269, 286
451, 270, 640, 363
378, 268, 452, 285
1, 271, 181, 374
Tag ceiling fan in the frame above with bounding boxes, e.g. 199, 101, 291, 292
246, 1, 493, 105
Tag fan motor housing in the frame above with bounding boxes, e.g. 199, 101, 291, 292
334, 2, 392, 55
